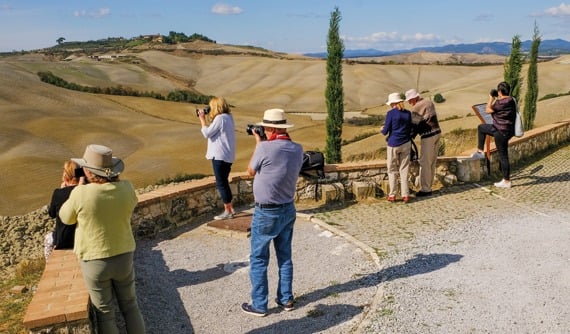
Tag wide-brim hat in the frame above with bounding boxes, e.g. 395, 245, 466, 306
405, 88, 420, 101
257, 108, 294, 128
72, 144, 124, 178
386, 92, 404, 105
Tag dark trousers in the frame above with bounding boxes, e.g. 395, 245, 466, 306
477, 124, 512, 180
212, 159, 233, 204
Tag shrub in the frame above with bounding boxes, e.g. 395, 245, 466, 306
433, 93, 446, 103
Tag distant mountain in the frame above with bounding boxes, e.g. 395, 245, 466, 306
304, 39, 570, 58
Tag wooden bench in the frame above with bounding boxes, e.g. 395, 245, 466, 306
23, 249, 91, 333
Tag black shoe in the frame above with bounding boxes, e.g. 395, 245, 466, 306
241, 303, 267, 317
275, 298, 295, 311
415, 191, 432, 197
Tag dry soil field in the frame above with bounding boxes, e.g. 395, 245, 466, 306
1, 45, 569, 216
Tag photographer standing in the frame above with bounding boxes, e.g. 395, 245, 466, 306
471, 81, 517, 188
241, 109, 304, 317
198, 96, 236, 219
59, 144, 145, 333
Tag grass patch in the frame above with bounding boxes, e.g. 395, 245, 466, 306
0, 258, 45, 334
155, 173, 208, 185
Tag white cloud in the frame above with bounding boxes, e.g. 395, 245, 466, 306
343, 31, 443, 50
534, 3, 570, 17
211, 3, 243, 15
73, 7, 110, 19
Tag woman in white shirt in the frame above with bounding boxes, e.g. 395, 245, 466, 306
198, 96, 236, 219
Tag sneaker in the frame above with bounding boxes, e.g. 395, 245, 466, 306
402, 196, 410, 203
275, 298, 295, 311
493, 179, 512, 188
470, 151, 485, 159
214, 211, 234, 220
387, 195, 396, 202
415, 191, 432, 197
241, 303, 267, 317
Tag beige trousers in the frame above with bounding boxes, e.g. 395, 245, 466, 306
387, 141, 411, 197
419, 134, 441, 192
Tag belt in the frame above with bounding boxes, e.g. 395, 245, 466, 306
255, 202, 291, 209
421, 129, 441, 139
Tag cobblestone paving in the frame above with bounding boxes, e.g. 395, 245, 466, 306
307, 143, 570, 257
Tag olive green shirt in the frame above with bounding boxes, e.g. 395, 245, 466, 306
59, 180, 138, 261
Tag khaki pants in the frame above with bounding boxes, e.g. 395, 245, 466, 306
387, 141, 411, 197
419, 133, 441, 192
80, 252, 145, 334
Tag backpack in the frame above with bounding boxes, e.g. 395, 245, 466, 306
300, 151, 325, 178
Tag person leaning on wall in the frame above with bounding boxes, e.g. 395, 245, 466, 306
405, 89, 442, 197
197, 96, 237, 220
470, 81, 517, 188
59, 144, 145, 334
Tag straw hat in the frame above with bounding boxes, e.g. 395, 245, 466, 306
257, 108, 294, 128
386, 93, 404, 105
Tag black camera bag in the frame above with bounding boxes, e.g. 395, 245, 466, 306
301, 151, 325, 178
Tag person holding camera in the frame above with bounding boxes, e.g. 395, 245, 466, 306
44, 160, 84, 260
405, 89, 441, 197
197, 96, 236, 220
381, 93, 413, 203
59, 144, 145, 333
471, 81, 517, 188
241, 108, 304, 317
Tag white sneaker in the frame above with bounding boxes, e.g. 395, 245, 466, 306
470, 151, 485, 159
214, 211, 234, 220
493, 179, 511, 188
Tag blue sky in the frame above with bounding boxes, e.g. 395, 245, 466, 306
1, 1, 570, 53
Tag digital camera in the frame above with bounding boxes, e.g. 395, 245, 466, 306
490, 89, 499, 98
246, 124, 266, 140
195, 105, 211, 117
74, 167, 85, 178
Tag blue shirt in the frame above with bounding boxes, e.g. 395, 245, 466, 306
249, 139, 304, 204
381, 108, 412, 147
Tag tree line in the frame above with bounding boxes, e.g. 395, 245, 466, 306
37, 71, 212, 104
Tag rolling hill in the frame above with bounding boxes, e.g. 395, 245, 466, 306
1, 41, 569, 216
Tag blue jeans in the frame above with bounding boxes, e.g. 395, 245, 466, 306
212, 159, 233, 204
249, 202, 296, 313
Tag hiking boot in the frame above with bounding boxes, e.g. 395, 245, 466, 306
470, 151, 485, 159
241, 303, 267, 317
493, 179, 512, 188
275, 298, 295, 311
214, 211, 234, 220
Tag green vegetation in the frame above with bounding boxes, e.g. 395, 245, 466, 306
346, 115, 384, 126
162, 31, 215, 44
539, 91, 570, 101
325, 7, 345, 164
523, 23, 541, 131
155, 173, 208, 185
504, 35, 524, 103
342, 131, 376, 146
433, 93, 445, 103
37, 71, 212, 104
0, 258, 45, 334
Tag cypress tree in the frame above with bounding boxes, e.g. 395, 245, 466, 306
523, 23, 541, 130
324, 7, 345, 163
503, 35, 524, 103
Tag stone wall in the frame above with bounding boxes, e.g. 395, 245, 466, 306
131, 120, 570, 239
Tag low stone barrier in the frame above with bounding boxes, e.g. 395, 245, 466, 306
24, 120, 569, 332
22, 249, 91, 333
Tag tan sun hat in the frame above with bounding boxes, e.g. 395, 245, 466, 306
72, 144, 124, 178
405, 89, 420, 101
257, 108, 294, 128
386, 92, 404, 105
